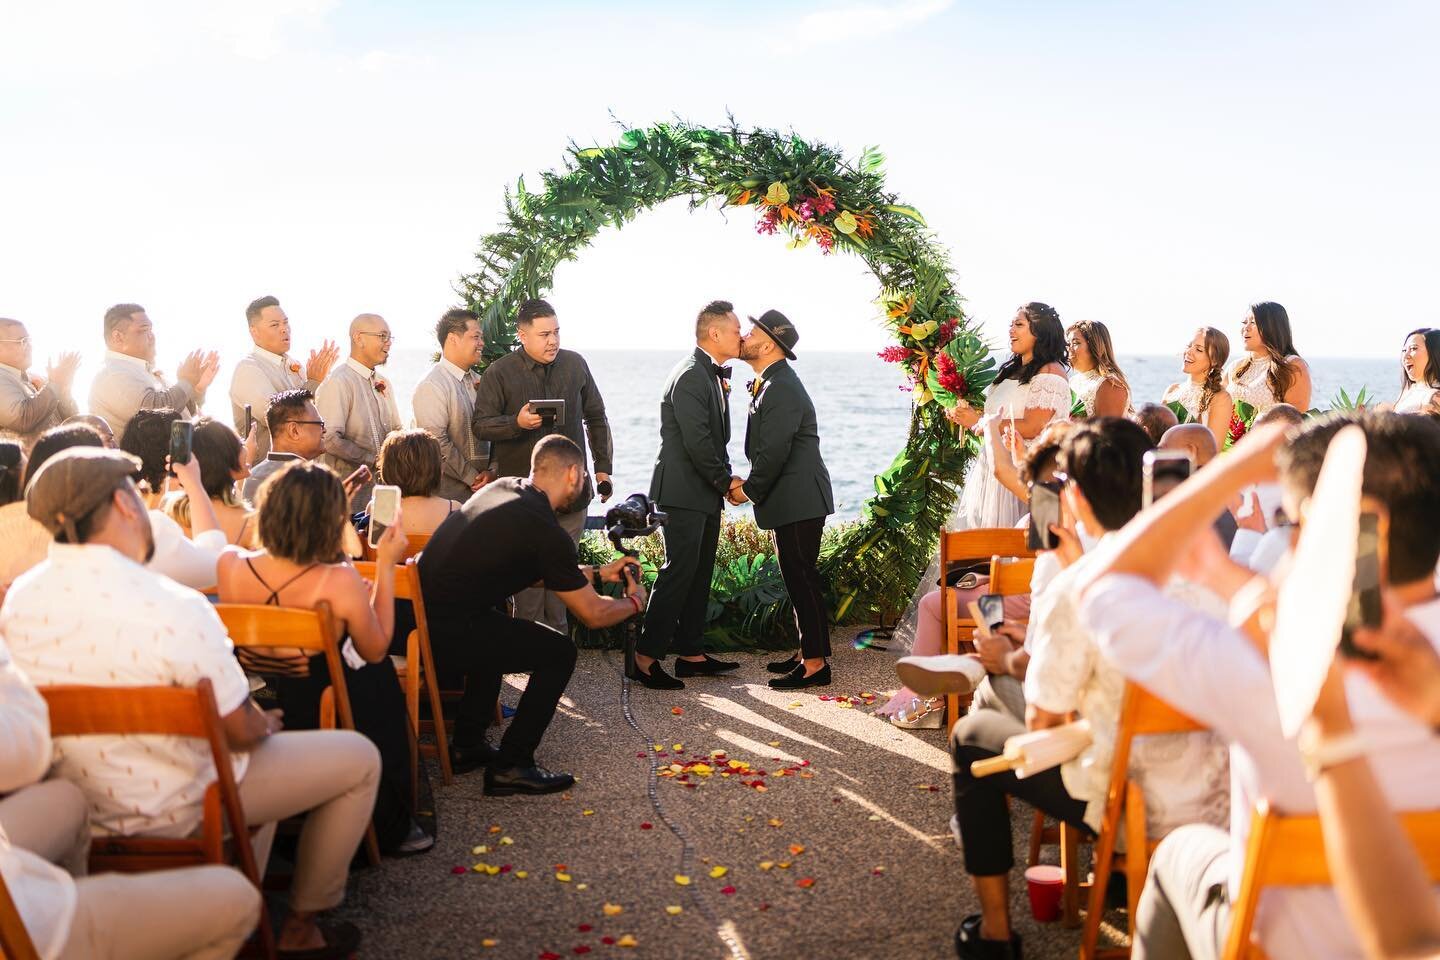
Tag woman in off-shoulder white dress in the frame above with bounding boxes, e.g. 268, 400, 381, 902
947, 302, 1071, 529
1394, 328, 1440, 414
1226, 301, 1312, 416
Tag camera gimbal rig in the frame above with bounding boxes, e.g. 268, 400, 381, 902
604, 494, 667, 676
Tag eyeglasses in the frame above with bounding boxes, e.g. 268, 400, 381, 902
285, 419, 326, 429
357, 332, 393, 344
0, 337, 30, 345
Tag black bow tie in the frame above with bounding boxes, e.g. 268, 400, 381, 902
712, 363, 732, 381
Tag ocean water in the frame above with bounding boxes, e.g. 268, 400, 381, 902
120, 347, 1395, 521
366, 348, 1398, 519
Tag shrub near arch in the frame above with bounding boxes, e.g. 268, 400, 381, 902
457, 120, 995, 634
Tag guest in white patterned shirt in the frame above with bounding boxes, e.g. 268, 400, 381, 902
0, 318, 80, 449
315, 314, 401, 511
951, 418, 1228, 960
411, 308, 489, 502
228, 296, 339, 458
87, 303, 219, 441
3, 446, 380, 957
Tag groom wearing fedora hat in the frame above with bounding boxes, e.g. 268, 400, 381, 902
730, 310, 835, 688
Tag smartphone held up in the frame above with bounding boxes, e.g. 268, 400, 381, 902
1142, 450, 1193, 509
369, 484, 401, 549
168, 420, 194, 469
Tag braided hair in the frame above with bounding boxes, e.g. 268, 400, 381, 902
1196, 327, 1230, 414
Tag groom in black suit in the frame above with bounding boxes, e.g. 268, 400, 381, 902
729, 310, 835, 689
630, 301, 744, 689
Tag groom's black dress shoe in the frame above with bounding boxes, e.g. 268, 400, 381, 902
484, 765, 575, 796
766, 654, 801, 674
674, 655, 740, 677
768, 662, 831, 689
450, 740, 501, 775
626, 662, 685, 690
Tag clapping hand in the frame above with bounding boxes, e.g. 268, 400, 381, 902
306, 340, 340, 383
726, 476, 749, 506
197, 351, 221, 391
47, 352, 81, 392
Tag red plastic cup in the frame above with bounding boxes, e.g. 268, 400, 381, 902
1025, 864, 1065, 922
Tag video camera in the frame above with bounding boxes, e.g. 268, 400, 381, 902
604, 493, 667, 558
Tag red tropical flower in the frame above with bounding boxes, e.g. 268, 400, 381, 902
374, 379, 388, 396
936, 352, 966, 396
877, 345, 910, 363
936, 318, 959, 347
755, 208, 781, 235
1228, 412, 1246, 445
812, 191, 837, 216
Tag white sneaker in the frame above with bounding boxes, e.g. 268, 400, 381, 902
895, 654, 987, 697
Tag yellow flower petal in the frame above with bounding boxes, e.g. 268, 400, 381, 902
499, 837, 514, 846
665, 905, 683, 915
603, 903, 624, 916
616, 934, 639, 948
768, 818, 784, 828
514, 870, 528, 878
481, 939, 498, 948
758, 861, 775, 871
472, 845, 488, 854
582, 809, 594, 816
674, 874, 691, 886
709, 866, 728, 879
555, 872, 572, 882
834, 210, 858, 235
764, 181, 790, 206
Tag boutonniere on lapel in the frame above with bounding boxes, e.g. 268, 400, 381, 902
373, 379, 388, 397
748, 378, 762, 399
720, 378, 732, 398
288, 361, 302, 375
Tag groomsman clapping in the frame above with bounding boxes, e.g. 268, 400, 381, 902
228, 295, 339, 456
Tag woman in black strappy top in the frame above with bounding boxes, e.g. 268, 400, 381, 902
215, 461, 432, 856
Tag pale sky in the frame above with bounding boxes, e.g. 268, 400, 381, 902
3, 0, 1437, 382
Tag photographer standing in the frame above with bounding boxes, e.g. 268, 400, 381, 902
472, 299, 612, 632
418, 436, 644, 795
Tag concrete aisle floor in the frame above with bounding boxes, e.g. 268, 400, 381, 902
336, 642, 1108, 959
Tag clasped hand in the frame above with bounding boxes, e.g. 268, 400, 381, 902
726, 476, 749, 506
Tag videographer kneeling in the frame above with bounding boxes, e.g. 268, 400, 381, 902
419, 435, 645, 795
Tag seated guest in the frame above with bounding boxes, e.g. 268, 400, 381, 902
879, 424, 1071, 725
0, 317, 79, 448
119, 408, 228, 589
2, 424, 106, 594
1133, 401, 1179, 446
62, 413, 116, 447
0, 630, 262, 960
419, 435, 647, 793
950, 418, 1228, 960
242, 389, 324, 504
1080, 411, 1440, 959
377, 428, 463, 537
216, 461, 431, 856
165, 417, 257, 546
3, 447, 380, 957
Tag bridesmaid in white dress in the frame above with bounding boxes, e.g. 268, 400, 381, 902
1226, 301, 1312, 415
1394, 328, 1440, 414
1065, 320, 1131, 419
1162, 327, 1235, 451
947, 302, 1071, 529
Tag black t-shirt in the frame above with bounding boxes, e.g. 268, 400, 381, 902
419, 477, 587, 621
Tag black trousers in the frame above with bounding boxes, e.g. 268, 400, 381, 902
773, 517, 831, 659
950, 703, 1092, 876
270, 655, 415, 850
430, 608, 578, 769
638, 505, 720, 659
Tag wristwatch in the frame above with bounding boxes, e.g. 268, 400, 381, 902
1297, 722, 1369, 782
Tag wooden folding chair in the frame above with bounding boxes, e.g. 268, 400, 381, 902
939, 528, 1033, 728
1221, 801, 1440, 959
39, 678, 276, 960
354, 559, 454, 794
360, 532, 431, 562
215, 601, 382, 867
0, 869, 41, 960
1077, 683, 1208, 957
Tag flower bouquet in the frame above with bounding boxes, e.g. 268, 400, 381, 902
924, 329, 996, 413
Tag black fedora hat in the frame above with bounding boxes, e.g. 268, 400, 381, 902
749, 309, 799, 361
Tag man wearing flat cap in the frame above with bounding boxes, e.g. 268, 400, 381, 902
730, 310, 835, 689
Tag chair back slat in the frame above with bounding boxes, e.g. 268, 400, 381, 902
987, 555, 1036, 598
940, 528, 1031, 569
41, 684, 211, 739
215, 602, 353, 731
352, 560, 422, 602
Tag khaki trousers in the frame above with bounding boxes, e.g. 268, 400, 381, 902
513, 506, 587, 631
0, 778, 90, 875
238, 729, 380, 913
60, 867, 260, 960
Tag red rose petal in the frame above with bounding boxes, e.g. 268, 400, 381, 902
450, 866, 467, 875
574, 946, 592, 955
500, 864, 513, 873
577, 924, 592, 932
601, 937, 616, 946
720, 885, 736, 895
640, 822, 653, 830
541, 954, 562, 960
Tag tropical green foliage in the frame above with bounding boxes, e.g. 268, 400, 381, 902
460, 118, 987, 642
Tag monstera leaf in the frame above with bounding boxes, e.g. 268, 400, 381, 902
1165, 399, 1193, 425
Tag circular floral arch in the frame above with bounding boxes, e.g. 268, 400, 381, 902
457, 119, 996, 625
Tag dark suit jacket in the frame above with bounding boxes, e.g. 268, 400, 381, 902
741, 360, 834, 530
649, 348, 733, 513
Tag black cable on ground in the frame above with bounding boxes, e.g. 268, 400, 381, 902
602, 644, 747, 960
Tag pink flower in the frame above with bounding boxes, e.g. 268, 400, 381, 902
755, 208, 781, 235
796, 198, 815, 221
815, 230, 835, 253
877, 345, 910, 363
812, 192, 837, 216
